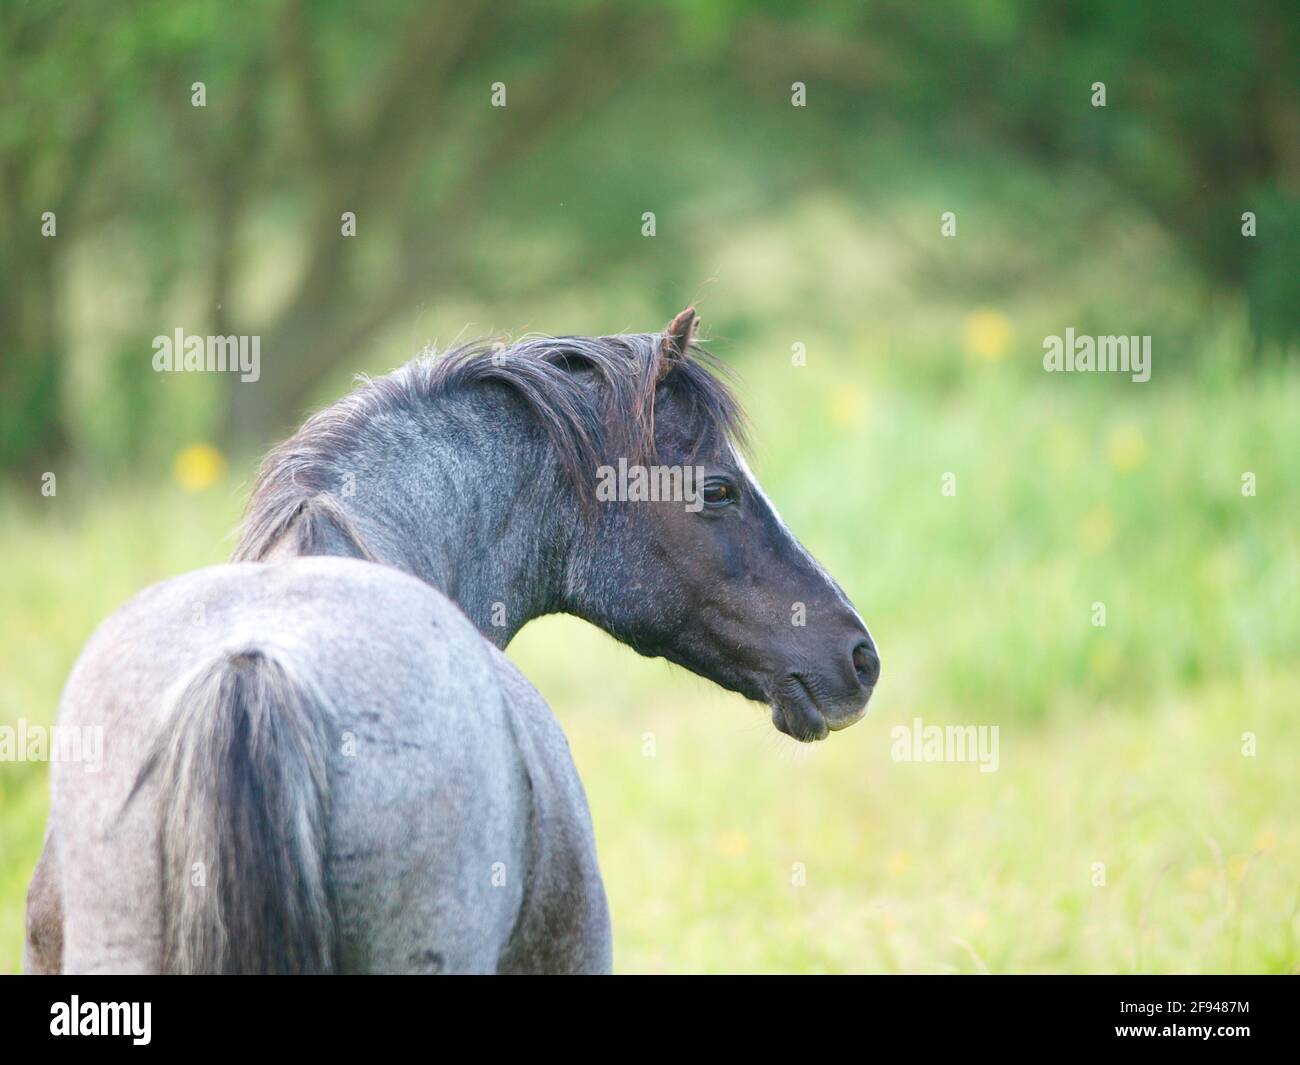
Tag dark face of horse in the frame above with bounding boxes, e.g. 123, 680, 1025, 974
574, 312, 879, 742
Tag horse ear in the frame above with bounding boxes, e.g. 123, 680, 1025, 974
660, 307, 699, 369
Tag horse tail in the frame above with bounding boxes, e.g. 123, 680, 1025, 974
136, 644, 337, 974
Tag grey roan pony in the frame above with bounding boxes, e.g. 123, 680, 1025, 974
26, 308, 879, 974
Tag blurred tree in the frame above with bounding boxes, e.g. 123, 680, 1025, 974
735, 1, 1299, 343
1, 0, 1295, 474
2, 0, 673, 469
0, 4, 109, 470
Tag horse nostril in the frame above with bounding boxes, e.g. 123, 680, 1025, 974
851, 641, 880, 689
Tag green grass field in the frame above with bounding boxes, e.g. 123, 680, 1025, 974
2, 339, 1297, 973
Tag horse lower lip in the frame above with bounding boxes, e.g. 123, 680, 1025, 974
773, 677, 829, 741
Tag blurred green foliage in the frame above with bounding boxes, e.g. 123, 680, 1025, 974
1, 0, 1297, 973
2, 0, 1296, 472
2, 345, 1297, 971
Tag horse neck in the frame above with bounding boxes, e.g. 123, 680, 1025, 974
294, 398, 576, 648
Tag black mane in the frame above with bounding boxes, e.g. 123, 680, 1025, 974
233, 329, 747, 561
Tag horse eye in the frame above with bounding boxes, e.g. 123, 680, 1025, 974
702, 481, 734, 506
